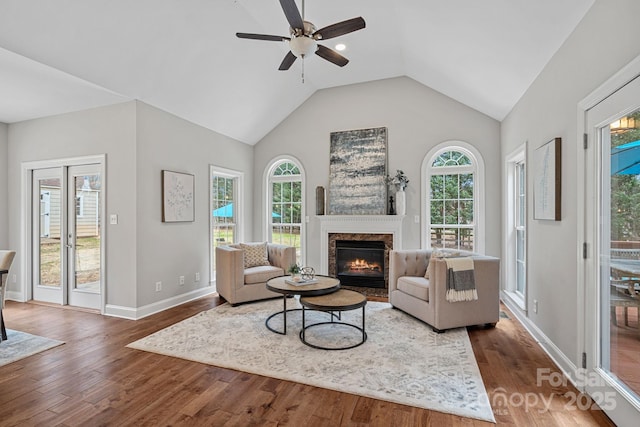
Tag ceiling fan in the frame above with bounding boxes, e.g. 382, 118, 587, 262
236, 0, 366, 71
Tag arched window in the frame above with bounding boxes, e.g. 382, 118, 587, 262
266, 157, 305, 264
423, 141, 485, 253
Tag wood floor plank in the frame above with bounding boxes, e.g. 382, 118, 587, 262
0, 297, 618, 426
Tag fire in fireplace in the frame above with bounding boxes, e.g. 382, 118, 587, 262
335, 240, 385, 288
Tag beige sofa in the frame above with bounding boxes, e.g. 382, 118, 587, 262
389, 249, 500, 332
215, 243, 296, 305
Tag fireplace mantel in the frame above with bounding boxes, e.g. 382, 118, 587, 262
318, 215, 404, 275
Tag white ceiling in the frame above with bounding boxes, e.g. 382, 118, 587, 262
0, 0, 594, 145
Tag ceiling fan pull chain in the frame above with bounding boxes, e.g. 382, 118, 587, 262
302, 57, 305, 83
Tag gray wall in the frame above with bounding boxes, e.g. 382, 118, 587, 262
6, 101, 252, 312
254, 76, 501, 269
0, 122, 7, 248
135, 101, 253, 306
501, 0, 640, 365
8, 102, 138, 307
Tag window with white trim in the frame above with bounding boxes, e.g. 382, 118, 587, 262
267, 158, 304, 264
515, 161, 526, 296
423, 142, 484, 253
504, 144, 526, 308
210, 166, 243, 275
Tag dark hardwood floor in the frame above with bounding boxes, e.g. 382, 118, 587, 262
0, 296, 616, 426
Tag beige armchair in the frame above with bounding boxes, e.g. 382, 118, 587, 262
1, 250, 17, 341
389, 249, 500, 332
216, 242, 296, 305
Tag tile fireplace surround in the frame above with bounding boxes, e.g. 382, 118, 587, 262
318, 215, 404, 279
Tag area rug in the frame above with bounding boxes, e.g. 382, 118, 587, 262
127, 299, 495, 423
0, 329, 64, 367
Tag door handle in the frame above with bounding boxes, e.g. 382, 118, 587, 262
66, 243, 73, 249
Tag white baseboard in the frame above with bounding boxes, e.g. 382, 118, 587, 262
501, 293, 581, 388
5, 290, 25, 303
105, 286, 217, 320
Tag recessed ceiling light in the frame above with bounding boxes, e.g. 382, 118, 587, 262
335, 43, 346, 51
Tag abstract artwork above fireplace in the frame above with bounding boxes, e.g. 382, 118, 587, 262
328, 127, 387, 215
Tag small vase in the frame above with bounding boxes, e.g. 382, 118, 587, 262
396, 189, 406, 216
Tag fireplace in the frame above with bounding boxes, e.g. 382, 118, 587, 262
328, 232, 394, 289
335, 240, 386, 288
319, 215, 403, 290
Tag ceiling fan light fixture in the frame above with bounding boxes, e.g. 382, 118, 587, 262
335, 43, 346, 51
290, 36, 317, 58
236, 0, 365, 70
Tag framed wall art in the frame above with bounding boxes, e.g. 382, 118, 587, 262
162, 170, 195, 222
328, 127, 387, 215
533, 137, 561, 221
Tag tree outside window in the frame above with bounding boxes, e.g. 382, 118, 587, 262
269, 160, 303, 263
211, 170, 239, 273
610, 111, 640, 242
428, 150, 476, 251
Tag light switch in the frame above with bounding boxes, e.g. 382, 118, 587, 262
414, 215, 420, 223
110, 214, 118, 225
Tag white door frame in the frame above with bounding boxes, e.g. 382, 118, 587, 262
578, 55, 640, 425
21, 155, 107, 313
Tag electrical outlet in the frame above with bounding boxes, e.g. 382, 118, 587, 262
155, 281, 162, 292
533, 300, 538, 313
179, 276, 185, 286
195, 272, 200, 282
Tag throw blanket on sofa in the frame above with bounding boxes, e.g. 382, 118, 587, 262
445, 257, 478, 302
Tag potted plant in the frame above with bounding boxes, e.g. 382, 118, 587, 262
288, 263, 302, 281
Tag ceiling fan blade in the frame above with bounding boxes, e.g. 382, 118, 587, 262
313, 17, 366, 40
315, 44, 349, 67
279, 51, 298, 70
279, 0, 304, 30
236, 33, 289, 42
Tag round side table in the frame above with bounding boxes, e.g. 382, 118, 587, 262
299, 289, 367, 350
265, 275, 340, 335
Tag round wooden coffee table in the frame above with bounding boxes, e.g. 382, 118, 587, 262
299, 289, 367, 350
265, 275, 340, 335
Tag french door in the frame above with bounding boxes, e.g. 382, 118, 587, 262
584, 73, 640, 425
32, 164, 103, 310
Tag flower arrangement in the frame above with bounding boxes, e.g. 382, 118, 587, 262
386, 169, 410, 191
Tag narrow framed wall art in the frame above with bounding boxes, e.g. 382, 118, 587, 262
533, 137, 561, 221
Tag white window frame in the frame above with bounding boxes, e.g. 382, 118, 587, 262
503, 143, 527, 310
210, 165, 244, 281
422, 141, 485, 253
263, 155, 306, 265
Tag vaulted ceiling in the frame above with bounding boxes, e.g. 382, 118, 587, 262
0, 0, 594, 145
